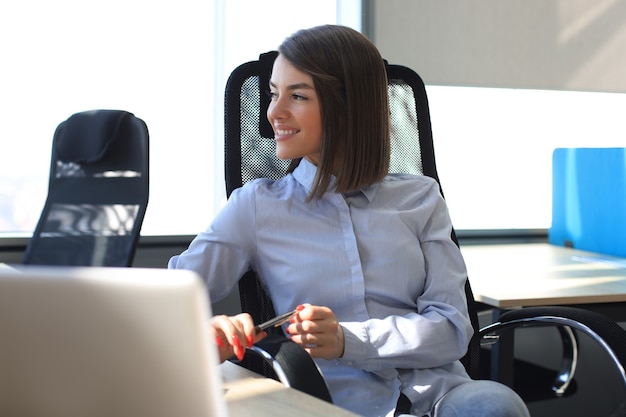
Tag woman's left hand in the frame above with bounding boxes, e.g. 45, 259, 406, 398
286, 303, 345, 360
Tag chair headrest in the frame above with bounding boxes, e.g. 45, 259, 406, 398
56, 110, 132, 163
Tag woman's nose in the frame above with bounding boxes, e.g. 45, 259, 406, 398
267, 97, 287, 120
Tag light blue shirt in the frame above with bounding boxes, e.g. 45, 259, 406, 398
169, 158, 473, 417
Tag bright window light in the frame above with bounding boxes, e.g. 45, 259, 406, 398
427, 85, 626, 230
4, 1, 624, 237
0, 0, 359, 237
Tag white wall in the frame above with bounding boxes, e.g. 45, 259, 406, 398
370, 0, 626, 93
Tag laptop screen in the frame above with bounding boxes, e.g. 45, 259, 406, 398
0, 266, 228, 417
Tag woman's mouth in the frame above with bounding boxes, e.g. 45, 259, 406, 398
275, 129, 299, 136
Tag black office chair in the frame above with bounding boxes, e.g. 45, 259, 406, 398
22, 109, 149, 267
223, 51, 626, 413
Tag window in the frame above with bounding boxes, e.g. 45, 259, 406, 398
427, 85, 626, 230
370, 1, 626, 234
0, 0, 360, 237
5, 2, 622, 238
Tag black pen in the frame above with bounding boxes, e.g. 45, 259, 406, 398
254, 308, 301, 333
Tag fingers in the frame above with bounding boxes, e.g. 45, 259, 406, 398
286, 305, 345, 360
210, 305, 345, 363
212, 313, 266, 362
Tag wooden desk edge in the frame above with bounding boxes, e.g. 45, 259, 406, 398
474, 293, 626, 309
220, 361, 359, 417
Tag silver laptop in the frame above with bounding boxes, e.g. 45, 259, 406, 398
0, 266, 229, 417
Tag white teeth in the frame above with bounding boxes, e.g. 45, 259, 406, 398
276, 129, 297, 135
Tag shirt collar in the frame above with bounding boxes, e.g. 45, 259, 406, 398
348, 185, 378, 202
292, 158, 318, 194
292, 158, 379, 202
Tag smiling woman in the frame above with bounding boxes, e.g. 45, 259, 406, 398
0, 0, 359, 237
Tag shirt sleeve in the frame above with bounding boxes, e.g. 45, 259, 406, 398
338, 184, 473, 372
168, 184, 258, 302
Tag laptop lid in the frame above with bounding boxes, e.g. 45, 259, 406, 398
0, 266, 228, 417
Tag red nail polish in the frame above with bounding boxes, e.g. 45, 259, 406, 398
296, 304, 305, 311
285, 327, 290, 335
247, 334, 254, 349
215, 336, 224, 348
231, 335, 241, 348
235, 346, 245, 361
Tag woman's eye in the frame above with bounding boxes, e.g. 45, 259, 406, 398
266, 90, 308, 101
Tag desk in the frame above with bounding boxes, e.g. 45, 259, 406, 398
461, 243, 626, 313
220, 361, 358, 417
460, 242, 626, 385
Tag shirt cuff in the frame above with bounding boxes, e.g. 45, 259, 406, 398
337, 322, 368, 364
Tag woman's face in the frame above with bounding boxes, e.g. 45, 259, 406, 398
267, 55, 322, 165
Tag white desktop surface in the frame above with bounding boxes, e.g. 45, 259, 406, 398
460, 243, 626, 308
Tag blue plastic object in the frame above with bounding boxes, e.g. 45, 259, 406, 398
549, 147, 626, 257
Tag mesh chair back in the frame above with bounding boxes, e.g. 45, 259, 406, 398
225, 53, 439, 190
22, 110, 149, 267
224, 52, 480, 376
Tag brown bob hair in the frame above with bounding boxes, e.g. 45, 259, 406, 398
278, 24, 390, 200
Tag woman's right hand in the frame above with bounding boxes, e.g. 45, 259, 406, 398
211, 313, 267, 362
286, 304, 345, 360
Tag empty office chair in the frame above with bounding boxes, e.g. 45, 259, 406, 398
22, 109, 149, 267
223, 51, 626, 413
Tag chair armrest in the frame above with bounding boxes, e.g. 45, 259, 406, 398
479, 306, 626, 391
230, 334, 333, 403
